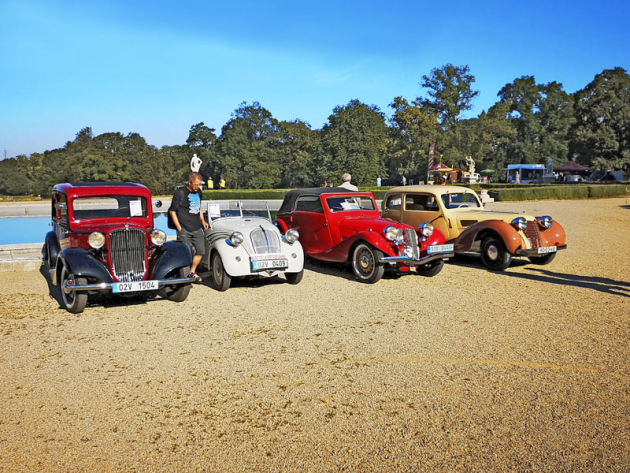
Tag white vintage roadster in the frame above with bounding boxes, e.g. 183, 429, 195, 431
203, 201, 304, 291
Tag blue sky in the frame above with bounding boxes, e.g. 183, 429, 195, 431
1, 0, 629, 157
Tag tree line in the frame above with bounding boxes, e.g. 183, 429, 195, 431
1, 64, 628, 196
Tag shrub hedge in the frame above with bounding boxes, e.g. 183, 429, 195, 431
201, 183, 628, 203
487, 184, 628, 201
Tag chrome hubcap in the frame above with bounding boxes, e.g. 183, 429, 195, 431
487, 244, 499, 260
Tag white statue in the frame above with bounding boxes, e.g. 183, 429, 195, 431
190, 154, 202, 172
465, 156, 475, 175
546, 157, 554, 174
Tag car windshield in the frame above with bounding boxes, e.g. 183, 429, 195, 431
326, 196, 376, 212
72, 196, 147, 219
440, 192, 481, 209
207, 200, 272, 220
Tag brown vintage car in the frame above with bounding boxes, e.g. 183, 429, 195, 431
381, 185, 567, 271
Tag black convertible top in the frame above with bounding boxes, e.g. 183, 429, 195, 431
278, 187, 359, 214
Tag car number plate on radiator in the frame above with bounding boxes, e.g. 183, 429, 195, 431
112, 280, 158, 293
537, 246, 557, 254
251, 254, 288, 271
428, 244, 454, 254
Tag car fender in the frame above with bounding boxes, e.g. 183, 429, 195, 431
211, 239, 253, 277
314, 231, 396, 262
538, 221, 567, 247
274, 219, 289, 234
151, 241, 193, 280
55, 248, 113, 286
418, 227, 447, 248
455, 220, 524, 254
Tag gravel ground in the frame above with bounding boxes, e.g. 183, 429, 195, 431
1, 198, 629, 472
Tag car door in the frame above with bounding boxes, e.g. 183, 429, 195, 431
381, 193, 403, 222
401, 193, 452, 240
53, 192, 70, 250
290, 195, 332, 254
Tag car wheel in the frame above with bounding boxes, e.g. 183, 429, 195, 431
352, 243, 385, 284
211, 252, 231, 291
416, 260, 444, 277
60, 265, 88, 314
480, 236, 512, 271
528, 252, 557, 265
159, 266, 192, 302
285, 269, 304, 285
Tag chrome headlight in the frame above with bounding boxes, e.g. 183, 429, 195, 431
151, 229, 167, 246
537, 216, 553, 229
229, 232, 244, 247
511, 217, 527, 231
285, 228, 299, 244
88, 232, 105, 249
384, 226, 399, 241
419, 222, 434, 238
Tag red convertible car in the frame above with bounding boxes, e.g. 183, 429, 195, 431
274, 188, 454, 283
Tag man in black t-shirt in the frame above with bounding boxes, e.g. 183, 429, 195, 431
168, 172, 208, 279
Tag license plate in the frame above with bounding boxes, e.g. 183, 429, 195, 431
428, 244, 454, 254
112, 280, 158, 293
252, 259, 288, 271
537, 246, 557, 254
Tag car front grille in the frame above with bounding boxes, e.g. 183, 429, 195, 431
405, 227, 420, 259
251, 226, 281, 254
109, 228, 147, 282
523, 221, 541, 248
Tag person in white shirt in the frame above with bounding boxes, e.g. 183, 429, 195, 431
338, 173, 358, 191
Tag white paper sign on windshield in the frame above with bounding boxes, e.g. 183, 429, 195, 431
208, 203, 221, 219
129, 200, 143, 217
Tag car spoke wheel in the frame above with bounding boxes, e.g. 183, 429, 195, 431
416, 260, 444, 277
480, 236, 512, 271
285, 269, 304, 285
528, 252, 556, 265
60, 265, 88, 314
159, 266, 191, 302
211, 252, 231, 291
352, 243, 385, 284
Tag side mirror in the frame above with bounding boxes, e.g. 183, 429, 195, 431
154, 200, 162, 208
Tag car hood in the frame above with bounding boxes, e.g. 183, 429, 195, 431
338, 214, 410, 237
209, 216, 276, 234
452, 208, 536, 225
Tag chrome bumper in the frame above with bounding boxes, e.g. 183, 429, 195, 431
516, 244, 567, 257
62, 276, 196, 294
379, 251, 454, 266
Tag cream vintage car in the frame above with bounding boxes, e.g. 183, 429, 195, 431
202, 201, 304, 290
382, 185, 567, 271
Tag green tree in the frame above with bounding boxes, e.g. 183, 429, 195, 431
216, 102, 281, 188
276, 119, 318, 187
388, 96, 440, 183
569, 67, 630, 172
318, 99, 388, 186
415, 64, 480, 165
419, 64, 479, 130
186, 122, 217, 150
497, 76, 574, 167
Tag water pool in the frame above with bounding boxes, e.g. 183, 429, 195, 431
0, 213, 177, 246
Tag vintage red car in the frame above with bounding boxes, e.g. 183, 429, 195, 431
274, 188, 454, 283
44, 182, 196, 313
